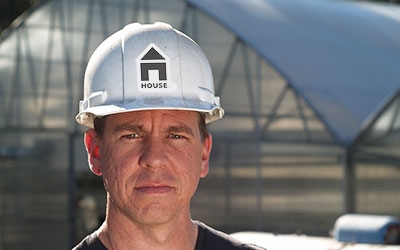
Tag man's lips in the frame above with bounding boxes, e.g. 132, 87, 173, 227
135, 185, 174, 194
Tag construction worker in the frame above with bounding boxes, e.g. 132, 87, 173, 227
73, 22, 264, 250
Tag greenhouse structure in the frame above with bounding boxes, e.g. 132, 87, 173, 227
0, 0, 400, 249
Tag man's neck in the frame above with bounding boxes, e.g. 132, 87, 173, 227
96, 212, 198, 250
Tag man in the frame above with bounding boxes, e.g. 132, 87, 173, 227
73, 22, 264, 250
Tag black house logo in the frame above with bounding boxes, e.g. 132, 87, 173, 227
137, 44, 171, 91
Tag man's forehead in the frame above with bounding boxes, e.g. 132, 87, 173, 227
104, 109, 201, 128
110, 109, 200, 120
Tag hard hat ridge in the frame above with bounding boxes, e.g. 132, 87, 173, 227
76, 22, 224, 128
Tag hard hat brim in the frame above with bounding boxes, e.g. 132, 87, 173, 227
76, 99, 224, 128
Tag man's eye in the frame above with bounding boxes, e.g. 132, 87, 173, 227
122, 133, 140, 139
168, 134, 184, 139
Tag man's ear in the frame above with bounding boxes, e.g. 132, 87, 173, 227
84, 129, 102, 176
200, 134, 212, 178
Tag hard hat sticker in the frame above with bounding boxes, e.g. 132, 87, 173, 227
137, 44, 172, 92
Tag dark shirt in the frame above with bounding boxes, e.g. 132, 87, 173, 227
72, 221, 265, 250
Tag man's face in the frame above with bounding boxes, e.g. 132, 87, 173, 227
84, 110, 211, 226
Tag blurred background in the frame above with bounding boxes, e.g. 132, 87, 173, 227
1, 0, 400, 249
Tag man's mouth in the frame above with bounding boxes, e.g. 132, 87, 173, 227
135, 185, 173, 194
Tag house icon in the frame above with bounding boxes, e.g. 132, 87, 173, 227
139, 47, 167, 82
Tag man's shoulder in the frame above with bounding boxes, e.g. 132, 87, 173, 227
196, 221, 265, 250
71, 232, 107, 250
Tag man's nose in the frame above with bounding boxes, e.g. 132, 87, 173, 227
138, 136, 167, 169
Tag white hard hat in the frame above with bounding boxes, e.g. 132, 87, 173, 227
76, 22, 224, 128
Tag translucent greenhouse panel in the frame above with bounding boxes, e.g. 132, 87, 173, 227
357, 161, 400, 218
193, 142, 264, 231
354, 95, 400, 221
183, 9, 235, 75
24, 1, 56, 27
0, 59, 14, 128
148, 0, 185, 25
361, 94, 400, 146
195, 139, 343, 235
0, 131, 70, 249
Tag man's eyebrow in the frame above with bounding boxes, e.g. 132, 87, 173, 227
113, 123, 195, 136
114, 123, 144, 132
166, 125, 195, 136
